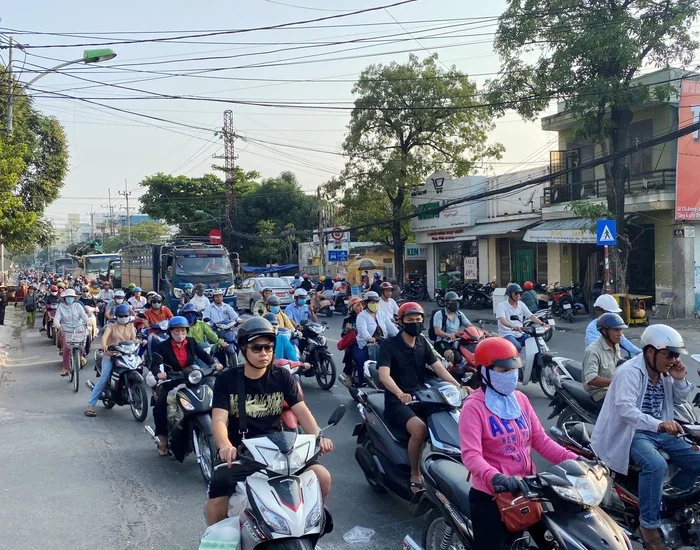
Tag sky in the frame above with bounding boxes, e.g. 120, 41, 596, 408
2, 0, 569, 229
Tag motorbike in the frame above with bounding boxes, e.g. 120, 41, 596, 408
517, 323, 571, 400
434, 288, 448, 308
354, 370, 466, 502
137, 317, 170, 367
338, 359, 383, 402
144, 354, 220, 483
550, 283, 575, 322
523, 307, 555, 342
202, 406, 345, 549
333, 293, 348, 316
297, 319, 337, 390
208, 319, 240, 368
552, 422, 700, 549
569, 281, 589, 314
403, 277, 430, 301
405, 449, 631, 550
86, 340, 149, 422
464, 284, 493, 310
44, 302, 58, 341
442, 325, 487, 388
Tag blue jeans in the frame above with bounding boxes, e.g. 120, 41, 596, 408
630, 430, 700, 529
352, 344, 370, 385
504, 333, 529, 352
88, 356, 113, 407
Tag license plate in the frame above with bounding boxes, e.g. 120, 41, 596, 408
329, 305, 335, 310
548, 319, 556, 326
563, 303, 571, 310
548, 300, 553, 306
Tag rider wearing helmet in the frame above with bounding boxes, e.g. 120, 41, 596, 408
125, 282, 137, 301
339, 296, 365, 382
432, 290, 471, 358
41, 284, 62, 332
54, 288, 90, 376
265, 295, 295, 330
496, 283, 548, 352
520, 281, 538, 312
182, 302, 223, 348
300, 273, 313, 292
592, 325, 697, 549
204, 288, 239, 327
378, 301, 461, 494
189, 283, 210, 312
206, 317, 334, 526
181, 282, 195, 305
582, 313, 627, 402
323, 274, 334, 291
104, 290, 127, 323
85, 304, 137, 418
356, 291, 398, 380
143, 293, 173, 326
460, 337, 577, 550
79, 286, 97, 308
152, 316, 222, 455
252, 286, 273, 317
378, 281, 399, 318
98, 280, 114, 304
285, 288, 316, 327
369, 272, 383, 294
585, 294, 641, 355
127, 287, 146, 313
291, 273, 301, 289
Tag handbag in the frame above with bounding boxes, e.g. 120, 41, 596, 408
493, 492, 543, 533
337, 330, 357, 351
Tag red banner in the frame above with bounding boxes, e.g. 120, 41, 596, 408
675, 80, 700, 220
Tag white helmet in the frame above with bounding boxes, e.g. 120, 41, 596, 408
641, 324, 687, 355
114, 290, 126, 298
294, 288, 308, 298
593, 294, 622, 313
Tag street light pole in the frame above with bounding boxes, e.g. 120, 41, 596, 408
194, 210, 222, 231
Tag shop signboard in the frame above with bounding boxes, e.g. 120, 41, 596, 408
675, 79, 700, 221
464, 256, 478, 280
405, 244, 428, 260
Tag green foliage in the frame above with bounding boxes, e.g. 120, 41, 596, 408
99, 221, 169, 253
567, 201, 614, 233
331, 54, 503, 283
102, 236, 123, 254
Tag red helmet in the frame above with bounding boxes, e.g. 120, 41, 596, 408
347, 296, 363, 310
397, 301, 424, 320
302, 273, 309, 279
49, 285, 58, 292
474, 337, 522, 370
523, 281, 534, 291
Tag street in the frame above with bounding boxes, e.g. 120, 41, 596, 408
1, 306, 699, 550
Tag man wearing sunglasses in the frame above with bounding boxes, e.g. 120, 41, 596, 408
592, 324, 700, 550
205, 317, 334, 526
495, 283, 548, 352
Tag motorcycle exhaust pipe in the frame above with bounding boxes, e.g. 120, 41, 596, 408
402, 536, 423, 550
143, 425, 158, 443
85, 380, 95, 390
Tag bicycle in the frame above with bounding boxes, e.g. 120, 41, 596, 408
65, 329, 87, 393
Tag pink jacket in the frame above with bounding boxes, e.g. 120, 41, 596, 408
459, 389, 577, 495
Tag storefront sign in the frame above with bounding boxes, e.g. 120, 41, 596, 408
415, 228, 477, 243
675, 80, 700, 220
464, 256, 478, 280
523, 228, 596, 244
674, 226, 695, 238
405, 244, 428, 260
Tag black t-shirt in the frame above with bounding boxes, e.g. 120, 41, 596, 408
212, 366, 302, 446
300, 279, 313, 292
378, 334, 439, 406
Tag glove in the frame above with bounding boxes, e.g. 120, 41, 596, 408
491, 473, 521, 495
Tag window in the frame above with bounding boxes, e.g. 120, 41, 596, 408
627, 119, 653, 175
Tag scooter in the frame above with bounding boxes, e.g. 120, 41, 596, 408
201, 406, 346, 549
297, 319, 336, 390
518, 323, 572, 400
87, 340, 149, 422
338, 359, 383, 402
333, 294, 348, 316
44, 302, 58, 341
405, 449, 631, 550
442, 325, 487, 388
273, 358, 304, 431
524, 307, 555, 342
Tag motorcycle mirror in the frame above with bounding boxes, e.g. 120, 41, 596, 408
327, 404, 346, 427
690, 353, 700, 364
151, 353, 163, 365
202, 317, 210, 323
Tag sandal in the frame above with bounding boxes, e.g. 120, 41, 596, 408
84, 409, 97, 417
158, 445, 169, 457
60, 370, 69, 377
409, 481, 424, 494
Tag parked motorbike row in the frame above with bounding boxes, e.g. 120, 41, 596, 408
434, 277, 497, 310
534, 281, 588, 323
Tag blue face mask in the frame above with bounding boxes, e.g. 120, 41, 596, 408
270, 306, 280, 314
65, 297, 75, 305
298, 299, 306, 306
481, 367, 521, 420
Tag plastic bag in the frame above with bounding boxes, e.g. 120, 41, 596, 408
227, 483, 249, 518
343, 526, 376, 544
198, 517, 240, 549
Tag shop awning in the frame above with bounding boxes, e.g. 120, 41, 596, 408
523, 218, 596, 244
462, 219, 538, 238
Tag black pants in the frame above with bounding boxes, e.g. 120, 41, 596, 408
470, 488, 546, 550
342, 348, 353, 376
153, 381, 178, 437
0, 305, 5, 325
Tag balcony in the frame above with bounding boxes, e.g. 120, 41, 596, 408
541, 168, 676, 207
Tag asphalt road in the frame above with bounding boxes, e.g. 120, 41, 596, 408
1, 306, 698, 550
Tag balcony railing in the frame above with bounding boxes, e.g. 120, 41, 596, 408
541, 168, 676, 207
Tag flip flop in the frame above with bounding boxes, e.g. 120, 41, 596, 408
409, 481, 424, 494
84, 410, 97, 417
60, 370, 69, 377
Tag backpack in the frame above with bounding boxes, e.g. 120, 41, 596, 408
428, 308, 467, 342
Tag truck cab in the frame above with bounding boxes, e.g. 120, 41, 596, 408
78, 254, 121, 283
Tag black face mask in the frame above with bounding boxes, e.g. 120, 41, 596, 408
403, 322, 423, 337
447, 302, 459, 313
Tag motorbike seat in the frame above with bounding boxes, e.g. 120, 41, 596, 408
367, 363, 384, 390
366, 393, 410, 445
425, 459, 471, 517
562, 360, 583, 383
560, 380, 602, 412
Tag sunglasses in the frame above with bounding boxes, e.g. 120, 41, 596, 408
152, 300, 163, 304
116, 315, 129, 320
511, 292, 521, 296
249, 343, 274, 354
661, 350, 680, 360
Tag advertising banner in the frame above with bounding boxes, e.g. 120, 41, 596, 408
675, 79, 700, 221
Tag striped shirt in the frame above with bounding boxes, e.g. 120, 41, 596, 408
641, 378, 665, 420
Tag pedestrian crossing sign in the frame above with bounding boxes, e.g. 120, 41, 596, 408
595, 219, 617, 246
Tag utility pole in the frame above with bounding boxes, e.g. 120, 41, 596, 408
90, 205, 95, 240
103, 188, 116, 236
317, 187, 327, 275
118, 180, 132, 244
5, 36, 13, 137
214, 110, 237, 251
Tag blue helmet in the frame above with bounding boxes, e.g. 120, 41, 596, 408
181, 303, 198, 314
184, 282, 194, 290
168, 316, 189, 330
133, 287, 142, 293
115, 304, 130, 317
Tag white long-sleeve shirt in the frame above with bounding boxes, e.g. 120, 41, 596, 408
189, 294, 211, 312
356, 309, 398, 349
54, 302, 89, 332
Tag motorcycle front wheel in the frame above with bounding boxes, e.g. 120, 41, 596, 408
435, 296, 446, 308
129, 380, 149, 422
70, 348, 80, 392
315, 355, 336, 390
195, 429, 217, 484
423, 509, 469, 550
539, 362, 557, 399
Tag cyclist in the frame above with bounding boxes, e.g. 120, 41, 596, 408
54, 289, 89, 376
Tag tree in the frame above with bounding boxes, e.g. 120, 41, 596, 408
487, 0, 699, 291
328, 54, 503, 285
100, 221, 170, 253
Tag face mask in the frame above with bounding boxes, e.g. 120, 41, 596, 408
485, 368, 519, 396
447, 303, 459, 313
115, 298, 124, 304
51, 292, 58, 296
184, 315, 197, 325
481, 367, 522, 419
65, 297, 75, 305
116, 316, 129, 325
367, 302, 379, 313
171, 333, 186, 343
270, 306, 280, 314
297, 299, 306, 306
403, 322, 423, 337
153, 303, 162, 309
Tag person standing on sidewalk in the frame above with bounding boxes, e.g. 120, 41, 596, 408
23, 287, 37, 328
0, 285, 8, 325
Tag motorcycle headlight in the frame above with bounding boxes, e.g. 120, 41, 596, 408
250, 490, 291, 535
304, 498, 323, 532
173, 287, 183, 299
179, 396, 194, 411
226, 285, 236, 297
258, 443, 309, 475
566, 469, 609, 506
188, 369, 203, 385
438, 383, 461, 408
317, 335, 326, 346
551, 484, 583, 505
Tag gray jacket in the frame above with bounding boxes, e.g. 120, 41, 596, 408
54, 302, 89, 333
591, 353, 693, 474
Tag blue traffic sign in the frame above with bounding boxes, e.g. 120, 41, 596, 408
328, 249, 348, 262
596, 219, 617, 246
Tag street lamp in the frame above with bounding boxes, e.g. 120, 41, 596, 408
194, 210, 222, 231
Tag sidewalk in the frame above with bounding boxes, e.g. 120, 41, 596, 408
0, 307, 19, 390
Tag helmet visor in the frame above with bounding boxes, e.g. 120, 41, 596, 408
491, 356, 522, 370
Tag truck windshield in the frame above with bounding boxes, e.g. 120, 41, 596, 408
86, 256, 119, 273
175, 254, 232, 276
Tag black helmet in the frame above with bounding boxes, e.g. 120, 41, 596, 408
237, 317, 276, 347
263, 312, 279, 327
597, 312, 628, 331
445, 291, 459, 302
506, 283, 523, 296
267, 295, 281, 306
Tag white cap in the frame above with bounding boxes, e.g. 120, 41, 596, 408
62, 289, 77, 298
593, 294, 622, 313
